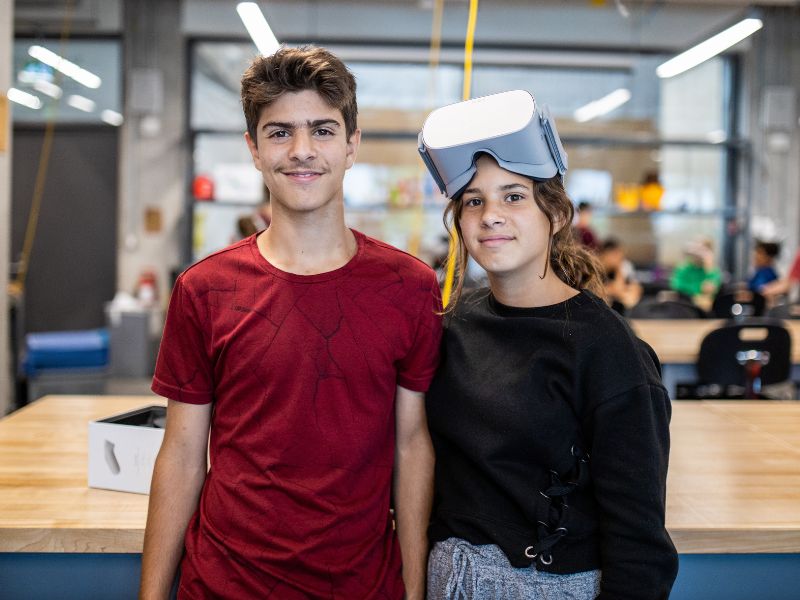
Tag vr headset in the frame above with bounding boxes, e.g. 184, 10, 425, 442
418, 89, 568, 199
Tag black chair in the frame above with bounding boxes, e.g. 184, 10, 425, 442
678, 318, 792, 399
628, 298, 706, 319
712, 288, 765, 318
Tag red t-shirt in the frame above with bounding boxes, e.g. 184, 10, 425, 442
152, 230, 442, 599
789, 249, 800, 282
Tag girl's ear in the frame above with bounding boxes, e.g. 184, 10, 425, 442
552, 211, 569, 235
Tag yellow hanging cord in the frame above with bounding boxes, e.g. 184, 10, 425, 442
13, 0, 76, 294
461, 0, 479, 103
442, 0, 479, 307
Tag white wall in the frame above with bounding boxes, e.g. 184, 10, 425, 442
743, 6, 800, 276
117, 0, 186, 300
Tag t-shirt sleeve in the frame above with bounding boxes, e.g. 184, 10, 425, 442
151, 275, 215, 404
395, 272, 443, 392
789, 250, 800, 281
588, 380, 678, 600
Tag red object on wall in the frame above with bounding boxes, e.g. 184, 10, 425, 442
135, 269, 159, 307
193, 174, 214, 200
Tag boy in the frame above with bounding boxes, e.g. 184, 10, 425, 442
139, 46, 441, 600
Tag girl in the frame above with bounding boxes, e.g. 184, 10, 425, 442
419, 91, 678, 599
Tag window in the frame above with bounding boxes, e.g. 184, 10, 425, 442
188, 41, 737, 271
11, 38, 122, 125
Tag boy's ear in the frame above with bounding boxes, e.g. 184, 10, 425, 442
345, 128, 361, 170
244, 132, 261, 172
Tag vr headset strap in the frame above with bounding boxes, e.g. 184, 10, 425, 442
418, 136, 448, 195
540, 111, 567, 177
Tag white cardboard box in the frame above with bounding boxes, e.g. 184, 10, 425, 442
88, 405, 166, 494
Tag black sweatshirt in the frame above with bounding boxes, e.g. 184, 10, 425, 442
426, 289, 678, 600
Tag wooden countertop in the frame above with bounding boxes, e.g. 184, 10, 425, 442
0, 395, 163, 553
667, 400, 800, 553
1, 396, 799, 554
630, 319, 800, 364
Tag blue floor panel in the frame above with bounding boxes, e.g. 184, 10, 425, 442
2, 552, 799, 599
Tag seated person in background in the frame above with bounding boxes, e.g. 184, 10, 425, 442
573, 201, 599, 252
235, 196, 272, 241
761, 247, 800, 303
670, 239, 722, 307
236, 215, 259, 238
748, 239, 780, 293
599, 237, 642, 311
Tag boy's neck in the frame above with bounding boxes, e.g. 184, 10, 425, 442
256, 212, 356, 275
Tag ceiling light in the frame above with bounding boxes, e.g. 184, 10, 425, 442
573, 88, 631, 123
101, 109, 124, 126
657, 18, 763, 79
28, 45, 102, 89
706, 129, 727, 144
67, 94, 96, 113
236, 2, 280, 56
7, 88, 42, 110
32, 80, 63, 99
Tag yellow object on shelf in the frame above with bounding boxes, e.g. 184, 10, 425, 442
615, 183, 640, 211
641, 181, 664, 211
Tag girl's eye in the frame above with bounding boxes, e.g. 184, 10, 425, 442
506, 193, 523, 202
464, 198, 482, 207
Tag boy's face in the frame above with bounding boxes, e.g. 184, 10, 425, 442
245, 90, 360, 217
753, 247, 770, 268
601, 247, 624, 270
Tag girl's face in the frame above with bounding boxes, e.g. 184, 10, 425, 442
457, 155, 555, 283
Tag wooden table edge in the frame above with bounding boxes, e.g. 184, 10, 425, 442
0, 527, 145, 553
669, 527, 800, 554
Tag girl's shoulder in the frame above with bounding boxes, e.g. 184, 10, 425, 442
575, 293, 665, 395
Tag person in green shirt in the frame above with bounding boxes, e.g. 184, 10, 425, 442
670, 239, 722, 298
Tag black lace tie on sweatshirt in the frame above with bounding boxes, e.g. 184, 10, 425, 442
525, 444, 591, 565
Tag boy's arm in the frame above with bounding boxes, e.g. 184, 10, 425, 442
139, 399, 212, 600
393, 385, 435, 600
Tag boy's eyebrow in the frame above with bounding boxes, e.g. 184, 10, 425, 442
262, 118, 342, 131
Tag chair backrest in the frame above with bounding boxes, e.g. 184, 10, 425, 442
712, 289, 765, 318
766, 303, 800, 319
628, 298, 706, 319
697, 318, 791, 386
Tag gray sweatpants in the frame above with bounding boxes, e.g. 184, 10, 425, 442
428, 538, 601, 600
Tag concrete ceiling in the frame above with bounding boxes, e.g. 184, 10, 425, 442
13, 0, 792, 53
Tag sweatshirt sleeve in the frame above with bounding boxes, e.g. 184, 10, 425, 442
588, 382, 679, 599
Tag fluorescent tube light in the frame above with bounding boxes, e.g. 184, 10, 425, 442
237, 2, 280, 56
7, 87, 42, 110
67, 94, 96, 113
657, 18, 763, 79
32, 80, 63, 99
573, 88, 631, 123
101, 109, 124, 126
28, 45, 102, 89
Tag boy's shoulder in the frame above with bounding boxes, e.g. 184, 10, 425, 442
178, 236, 253, 288
356, 230, 437, 280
